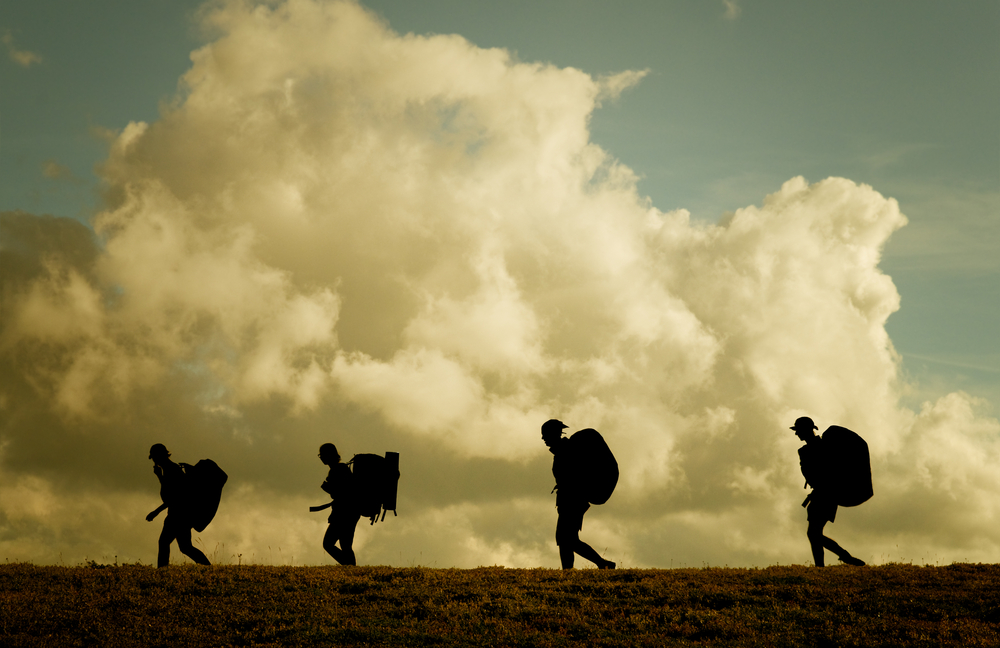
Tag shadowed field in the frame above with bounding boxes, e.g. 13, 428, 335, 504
1, 563, 999, 646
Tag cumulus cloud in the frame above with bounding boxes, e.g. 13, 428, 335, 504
1, 0, 998, 568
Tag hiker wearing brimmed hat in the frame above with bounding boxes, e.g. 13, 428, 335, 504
541, 419, 616, 570
146, 444, 211, 568
791, 417, 866, 567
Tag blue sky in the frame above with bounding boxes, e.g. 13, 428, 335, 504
1, 0, 998, 567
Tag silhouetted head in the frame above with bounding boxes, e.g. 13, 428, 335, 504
790, 417, 818, 441
319, 443, 341, 465
541, 419, 568, 449
148, 443, 170, 462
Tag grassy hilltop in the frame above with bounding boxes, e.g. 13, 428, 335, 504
1, 563, 999, 647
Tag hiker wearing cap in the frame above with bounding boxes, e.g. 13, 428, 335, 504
791, 417, 865, 567
541, 419, 616, 570
317, 443, 362, 565
146, 444, 211, 568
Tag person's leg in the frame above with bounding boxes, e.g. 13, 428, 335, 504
821, 536, 847, 558
174, 522, 211, 565
806, 497, 839, 567
806, 497, 864, 566
157, 520, 176, 568
806, 519, 827, 567
337, 514, 360, 566
557, 505, 615, 569
574, 540, 615, 569
323, 523, 348, 564
822, 537, 865, 565
555, 509, 580, 569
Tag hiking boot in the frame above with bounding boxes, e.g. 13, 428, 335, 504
840, 555, 866, 566
598, 560, 616, 570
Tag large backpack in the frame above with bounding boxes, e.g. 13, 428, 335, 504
348, 452, 400, 525
822, 426, 873, 507
182, 459, 228, 532
567, 429, 618, 506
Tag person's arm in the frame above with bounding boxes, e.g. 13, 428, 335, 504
314, 466, 338, 511
146, 503, 168, 521
148, 464, 168, 520
798, 445, 817, 488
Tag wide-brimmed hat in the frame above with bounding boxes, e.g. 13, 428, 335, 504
789, 416, 818, 432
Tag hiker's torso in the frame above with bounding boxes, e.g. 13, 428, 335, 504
798, 438, 833, 492
157, 462, 189, 509
322, 462, 356, 511
551, 437, 586, 506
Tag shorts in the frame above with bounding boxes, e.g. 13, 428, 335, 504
806, 492, 838, 524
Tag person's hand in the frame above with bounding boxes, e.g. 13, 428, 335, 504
146, 510, 158, 522
153, 465, 162, 478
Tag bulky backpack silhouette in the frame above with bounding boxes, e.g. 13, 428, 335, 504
821, 426, 873, 507
181, 459, 228, 532
565, 429, 618, 505
348, 452, 400, 525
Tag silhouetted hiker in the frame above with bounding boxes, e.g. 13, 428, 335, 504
792, 417, 868, 567
146, 444, 212, 568
541, 419, 617, 570
314, 443, 362, 565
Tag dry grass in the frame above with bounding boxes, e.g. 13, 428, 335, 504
1, 562, 999, 646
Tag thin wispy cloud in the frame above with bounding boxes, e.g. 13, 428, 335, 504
903, 353, 1000, 375
723, 0, 742, 21
3, 31, 42, 68
41, 160, 78, 182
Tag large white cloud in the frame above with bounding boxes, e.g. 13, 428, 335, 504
1, 0, 998, 568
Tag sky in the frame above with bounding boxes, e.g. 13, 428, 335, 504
0, 0, 998, 569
